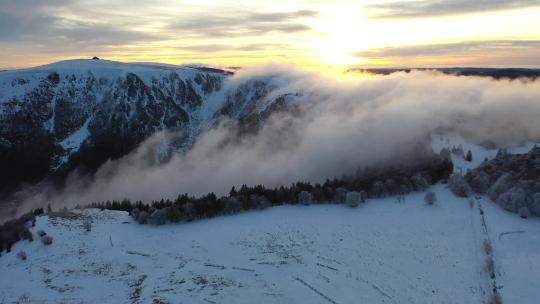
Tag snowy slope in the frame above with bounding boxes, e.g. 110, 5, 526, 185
431, 132, 538, 172
2, 184, 538, 304
0, 59, 300, 187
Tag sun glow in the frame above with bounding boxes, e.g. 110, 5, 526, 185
1, 1, 539, 69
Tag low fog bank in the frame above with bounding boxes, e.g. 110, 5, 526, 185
6, 65, 540, 218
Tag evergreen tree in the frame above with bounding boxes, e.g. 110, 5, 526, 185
465, 150, 473, 162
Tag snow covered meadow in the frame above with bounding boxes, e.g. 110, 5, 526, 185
1, 183, 539, 304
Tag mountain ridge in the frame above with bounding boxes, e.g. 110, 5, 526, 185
0, 59, 295, 194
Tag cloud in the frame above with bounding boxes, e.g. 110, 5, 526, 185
169, 10, 317, 38
353, 40, 540, 66
175, 43, 293, 53
9, 65, 540, 216
0, 0, 159, 47
366, 0, 540, 18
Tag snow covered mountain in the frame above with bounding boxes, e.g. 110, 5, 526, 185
0, 59, 296, 193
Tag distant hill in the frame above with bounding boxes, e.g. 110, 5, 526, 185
347, 67, 540, 79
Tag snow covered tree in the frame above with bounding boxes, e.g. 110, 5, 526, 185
137, 211, 149, 224
468, 171, 490, 194
518, 206, 531, 219
131, 208, 140, 220
531, 193, 540, 216
224, 197, 243, 214
148, 209, 166, 225
359, 190, 368, 203
487, 173, 514, 201
448, 173, 471, 197
495, 187, 529, 213
183, 203, 195, 221
371, 181, 388, 198
165, 206, 182, 222
252, 195, 271, 209
384, 179, 399, 195
333, 188, 347, 204
424, 191, 436, 205
298, 191, 313, 205
439, 147, 451, 159
451, 144, 464, 156
346, 191, 361, 208
411, 174, 429, 191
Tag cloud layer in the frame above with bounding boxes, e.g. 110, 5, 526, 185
367, 0, 540, 18
353, 40, 540, 66
9, 65, 540, 216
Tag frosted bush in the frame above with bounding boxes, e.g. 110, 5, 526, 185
424, 191, 436, 205
345, 191, 361, 208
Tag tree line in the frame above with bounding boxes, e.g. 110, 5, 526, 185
85, 155, 453, 225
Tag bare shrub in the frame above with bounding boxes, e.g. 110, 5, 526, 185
17, 251, 27, 260
484, 257, 495, 279
19, 229, 33, 242
488, 292, 503, 304
483, 240, 493, 255
83, 219, 92, 232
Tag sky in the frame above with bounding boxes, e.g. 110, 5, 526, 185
1, 0, 540, 69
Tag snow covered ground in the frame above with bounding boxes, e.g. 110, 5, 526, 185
1, 183, 539, 304
431, 132, 538, 172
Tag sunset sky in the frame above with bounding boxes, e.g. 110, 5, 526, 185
1, 0, 540, 69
